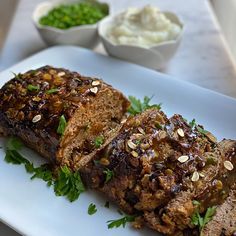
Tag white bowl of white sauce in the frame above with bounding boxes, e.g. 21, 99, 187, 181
98, 5, 184, 70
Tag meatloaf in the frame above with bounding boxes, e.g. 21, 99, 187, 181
201, 184, 236, 236
80, 108, 236, 235
0, 66, 129, 168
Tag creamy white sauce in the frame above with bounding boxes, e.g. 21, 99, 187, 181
106, 5, 182, 48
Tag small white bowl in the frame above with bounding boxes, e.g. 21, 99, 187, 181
98, 11, 184, 69
33, 0, 109, 49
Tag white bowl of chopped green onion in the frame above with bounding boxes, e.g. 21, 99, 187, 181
33, 0, 109, 48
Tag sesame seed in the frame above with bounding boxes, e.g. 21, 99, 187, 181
178, 155, 189, 163
57, 72, 65, 77
191, 171, 199, 182
224, 160, 234, 171
158, 131, 167, 139
32, 114, 42, 123
127, 140, 137, 149
92, 80, 100, 86
199, 173, 205, 177
177, 128, 185, 137
90, 87, 98, 94
121, 118, 127, 124
131, 151, 138, 158
138, 127, 145, 135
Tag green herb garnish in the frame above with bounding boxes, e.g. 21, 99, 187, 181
57, 115, 67, 135
103, 168, 114, 183
46, 88, 59, 94
128, 96, 161, 115
196, 126, 208, 135
11, 72, 22, 80
191, 206, 217, 234
54, 165, 85, 202
27, 84, 39, 92
88, 203, 97, 215
4, 137, 85, 202
189, 119, 208, 135
107, 215, 136, 229
94, 136, 104, 148
189, 119, 196, 128
104, 201, 110, 208
192, 200, 201, 206
39, 1, 108, 30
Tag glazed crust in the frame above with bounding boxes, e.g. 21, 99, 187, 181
80, 109, 236, 235
0, 66, 129, 164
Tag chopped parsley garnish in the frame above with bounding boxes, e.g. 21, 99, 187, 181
11, 72, 22, 80
192, 200, 201, 206
189, 119, 196, 128
88, 203, 97, 215
191, 205, 217, 234
46, 88, 59, 94
107, 215, 136, 229
196, 126, 208, 135
27, 84, 39, 92
57, 115, 67, 135
104, 201, 110, 208
128, 96, 161, 115
94, 136, 104, 148
4, 137, 85, 202
54, 165, 85, 202
189, 119, 208, 135
103, 168, 114, 183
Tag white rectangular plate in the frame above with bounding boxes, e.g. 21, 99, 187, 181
0, 46, 236, 236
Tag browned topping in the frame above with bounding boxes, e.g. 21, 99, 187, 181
99, 158, 110, 166
205, 131, 217, 143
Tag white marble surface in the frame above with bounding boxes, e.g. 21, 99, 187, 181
0, 0, 236, 235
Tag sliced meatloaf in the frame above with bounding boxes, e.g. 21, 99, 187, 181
0, 66, 129, 168
201, 185, 236, 236
80, 108, 236, 235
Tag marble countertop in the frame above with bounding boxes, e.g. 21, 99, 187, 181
0, 0, 236, 235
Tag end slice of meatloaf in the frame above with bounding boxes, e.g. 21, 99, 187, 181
80, 108, 236, 235
201, 184, 236, 236
0, 66, 129, 168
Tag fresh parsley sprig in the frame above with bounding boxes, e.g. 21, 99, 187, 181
54, 165, 85, 202
88, 203, 97, 215
189, 119, 208, 135
57, 115, 67, 135
191, 202, 217, 234
27, 84, 39, 92
107, 215, 136, 229
94, 136, 104, 148
46, 88, 59, 94
103, 168, 114, 183
4, 137, 85, 202
128, 96, 161, 115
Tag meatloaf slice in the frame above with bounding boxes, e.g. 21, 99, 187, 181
0, 66, 129, 168
201, 185, 236, 236
80, 108, 236, 235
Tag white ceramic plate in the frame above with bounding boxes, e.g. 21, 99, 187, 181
0, 46, 236, 236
